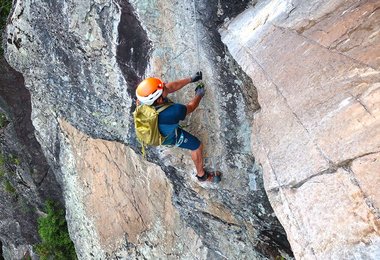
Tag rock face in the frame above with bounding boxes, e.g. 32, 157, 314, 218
3, 0, 291, 259
0, 56, 62, 259
220, 0, 380, 258
1, 0, 379, 259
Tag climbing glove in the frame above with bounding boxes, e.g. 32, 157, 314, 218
191, 71, 202, 82
195, 83, 205, 97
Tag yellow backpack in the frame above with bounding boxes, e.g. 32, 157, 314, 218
133, 103, 172, 155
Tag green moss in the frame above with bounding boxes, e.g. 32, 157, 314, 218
3, 179, 15, 193
0, 152, 5, 166
0, 152, 6, 179
0, 113, 8, 128
0, 152, 20, 178
35, 200, 77, 260
0, 0, 12, 55
10, 154, 21, 165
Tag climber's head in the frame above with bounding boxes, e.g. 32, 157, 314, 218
136, 77, 165, 105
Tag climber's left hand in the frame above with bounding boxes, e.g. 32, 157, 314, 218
191, 71, 202, 82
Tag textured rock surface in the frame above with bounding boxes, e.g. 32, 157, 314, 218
220, 0, 380, 258
3, 0, 379, 259
0, 56, 62, 259
59, 119, 205, 259
3, 0, 291, 259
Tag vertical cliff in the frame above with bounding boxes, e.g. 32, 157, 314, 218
1, 0, 379, 259
0, 56, 62, 258
3, 0, 292, 258
220, 0, 380, 258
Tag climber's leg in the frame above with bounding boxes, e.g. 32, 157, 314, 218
191, 143, 205, 177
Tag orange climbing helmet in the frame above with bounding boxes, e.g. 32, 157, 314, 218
136, 77, 164, 105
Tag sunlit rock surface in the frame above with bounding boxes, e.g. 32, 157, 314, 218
1, 0, 379, 259
3, 0, 291, 259
220, 0, 380, 258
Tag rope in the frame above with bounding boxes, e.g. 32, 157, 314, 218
192, 0, 201, 69
191, 0, 217, 175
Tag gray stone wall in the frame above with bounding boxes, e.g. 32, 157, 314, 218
2, 0, 378, 259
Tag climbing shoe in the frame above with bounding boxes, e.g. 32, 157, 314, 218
196, 170, 222, 183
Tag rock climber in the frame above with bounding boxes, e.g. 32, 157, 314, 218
135, 72, 221, 183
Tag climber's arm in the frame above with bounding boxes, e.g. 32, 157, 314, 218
186, 84, 205, 115
165, 78, 192, 94
186, 95, 202, 115
164, 71, 202, 95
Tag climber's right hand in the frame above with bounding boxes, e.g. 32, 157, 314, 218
191, 71, 202, 82
195, 83, 205, 97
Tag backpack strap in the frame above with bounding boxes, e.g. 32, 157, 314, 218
155, 103, 172, 113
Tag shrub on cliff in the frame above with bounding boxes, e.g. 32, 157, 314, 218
0, 113, 8, 128
0, 0, 12, 55
3, 179, 15, 194
35, 200, 77, 260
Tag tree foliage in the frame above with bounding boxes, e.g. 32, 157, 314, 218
35, 200, 77, 260
0, 0, 12, 55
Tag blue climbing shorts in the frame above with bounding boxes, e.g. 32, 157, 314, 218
165, 129, 201, 151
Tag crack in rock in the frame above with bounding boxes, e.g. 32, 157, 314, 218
268, 151, 380, 191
